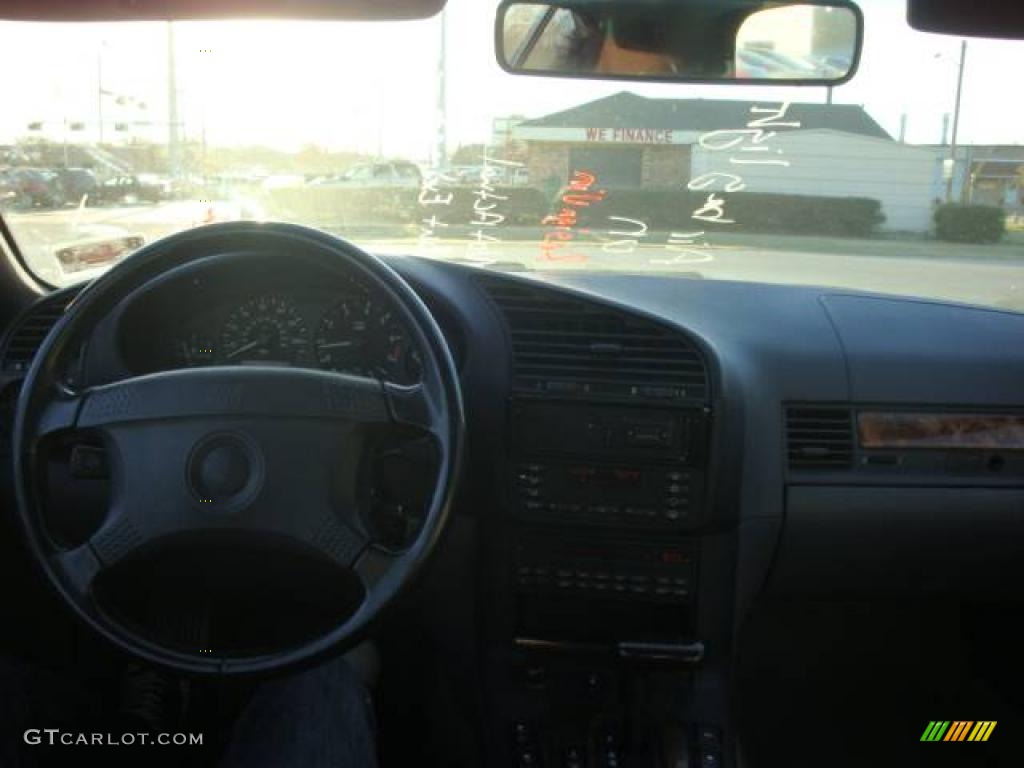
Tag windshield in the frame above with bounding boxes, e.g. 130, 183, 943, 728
0, 0, 1022, 312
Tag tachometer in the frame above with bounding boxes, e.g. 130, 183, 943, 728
314, 295, 422, 383
221, 295, 310, 365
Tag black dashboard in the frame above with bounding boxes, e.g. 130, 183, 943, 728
3, 248, 1024, 768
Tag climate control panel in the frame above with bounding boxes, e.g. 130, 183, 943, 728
511, 462, 703, 529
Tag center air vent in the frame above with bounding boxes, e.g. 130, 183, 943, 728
1, 294, 71, 374
786, 406, 853, 470
481, 278, 708, 402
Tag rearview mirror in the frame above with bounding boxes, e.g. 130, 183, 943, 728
496, 0, 862, 85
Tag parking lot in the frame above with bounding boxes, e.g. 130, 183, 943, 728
5, 199, 1024, 313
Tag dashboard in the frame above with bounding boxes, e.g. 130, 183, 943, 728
4, 244, 1024, 768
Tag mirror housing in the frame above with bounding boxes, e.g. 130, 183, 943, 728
496, 0, 863, 85
0, 0, 444, 21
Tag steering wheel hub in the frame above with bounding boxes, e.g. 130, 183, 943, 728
188, 432, 261, 509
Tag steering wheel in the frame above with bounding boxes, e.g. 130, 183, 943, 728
12, 222, 464, 675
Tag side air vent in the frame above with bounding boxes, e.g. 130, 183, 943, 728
786, 406, 854, 470
481, 278, 708, 402
2, 295, 69, 374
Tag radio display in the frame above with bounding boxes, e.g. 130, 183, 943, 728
565, 465, 644, 492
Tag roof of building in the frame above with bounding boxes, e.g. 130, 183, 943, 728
519, 91, 892, 140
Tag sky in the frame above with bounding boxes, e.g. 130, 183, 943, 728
0, 0, 1021, 163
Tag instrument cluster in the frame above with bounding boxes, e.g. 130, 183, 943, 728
173, 289, 423, 384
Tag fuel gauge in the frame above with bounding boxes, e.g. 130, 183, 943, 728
178, 331, 217, 367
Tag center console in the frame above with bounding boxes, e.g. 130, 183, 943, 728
478, 277, 733, 768
508, 400, 708, 653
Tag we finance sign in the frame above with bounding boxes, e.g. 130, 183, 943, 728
584, 127, 676, 144
511, 125, 696, 144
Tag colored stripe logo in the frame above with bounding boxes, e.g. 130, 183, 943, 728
921, 721, 996, 742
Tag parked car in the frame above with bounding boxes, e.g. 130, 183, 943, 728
55, 167, 98, 203
0, 167, 65, 209
92, 174, 171, 205
310, 160, 421, 188
736, 49, 772, 78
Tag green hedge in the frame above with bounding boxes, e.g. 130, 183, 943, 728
261, 183, 889, 238
436, 185, 547, 226
934, 203, 1005, 244
558, 187, 886, 237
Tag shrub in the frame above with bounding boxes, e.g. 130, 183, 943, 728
430, 185, 547, 226
558, 187, 886, 237
934, 203, 1005, 244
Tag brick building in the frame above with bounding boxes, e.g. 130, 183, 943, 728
512, 92, 946, 232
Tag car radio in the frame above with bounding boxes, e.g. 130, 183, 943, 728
509, 401, 708, 463
508, 400, 709, 529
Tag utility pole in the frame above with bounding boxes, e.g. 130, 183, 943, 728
944, 40, 967, 203
167, 22, 181, 179
436, 10, 447, 169
97, 50, 104, 146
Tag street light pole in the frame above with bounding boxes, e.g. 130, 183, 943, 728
97, 51, 104, 146
944, 40, 967, 203
436, 9, 447, 169
167, 22, 181, 180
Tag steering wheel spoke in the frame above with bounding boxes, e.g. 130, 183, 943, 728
76, 367, 395, 429
51, 541, 103, 596
49, 497, 159, 595
384, 381, 440, 434
31, 386, 85, 440
354, 546, 404, 595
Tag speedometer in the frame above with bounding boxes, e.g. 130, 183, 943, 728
221, 295, 310, 365
314, 295, 422, 383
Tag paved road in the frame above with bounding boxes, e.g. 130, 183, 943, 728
7, 202, 1024, 313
